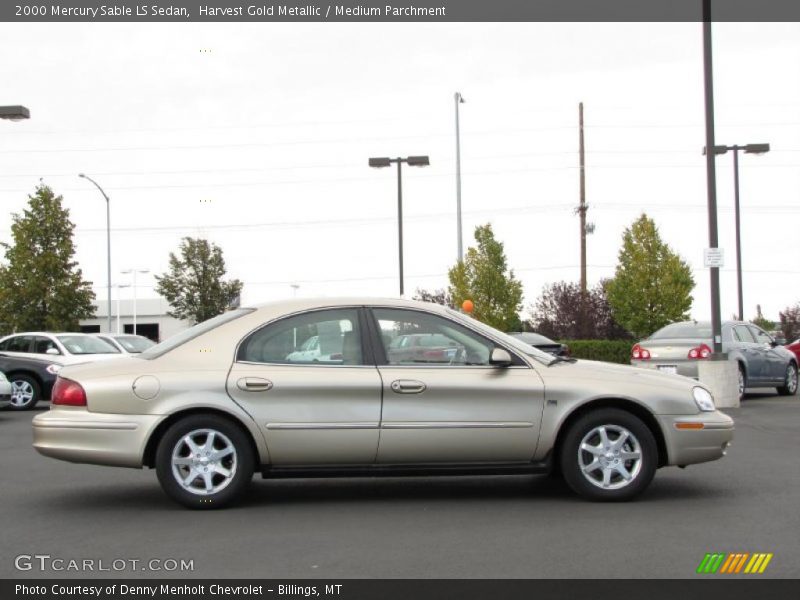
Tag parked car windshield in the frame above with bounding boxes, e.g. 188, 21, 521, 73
139, 309, 255, 359
650, 323, 713, 340
56, 335, 121, 355
113, 335, 156, 353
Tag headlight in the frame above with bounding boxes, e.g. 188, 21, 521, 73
693, 386, 715, 412
46, 364, 62, 375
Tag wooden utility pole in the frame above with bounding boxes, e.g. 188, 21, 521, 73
578, 102, 587, 294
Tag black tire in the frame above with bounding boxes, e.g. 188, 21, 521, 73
560, 408, 657, 502
155, 414, 255, 509
7, 374, 41, 411
777, 363, 798, 396
738, 364, 747, 401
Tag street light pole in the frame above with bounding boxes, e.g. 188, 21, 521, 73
705, 142, 770, 321
79, 173, 112, 333
454, 92, 465, 263
368, 155, 430, 297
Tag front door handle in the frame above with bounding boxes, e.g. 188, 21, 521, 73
236, 377, 273, 392
390, 379, 427, 394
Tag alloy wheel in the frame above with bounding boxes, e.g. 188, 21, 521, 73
170, 429, 238, 496
578, 425, 643, 490
10, 380, 34, 408
786, 365, 798, 394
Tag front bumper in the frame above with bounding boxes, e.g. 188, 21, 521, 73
658, 410, 734, 466
33, 407, 162, 468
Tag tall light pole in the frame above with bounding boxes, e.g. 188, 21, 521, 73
121, 269, 150, 335
0, 105, 30, 121
368, 155, 430, 297
705, 143, 770, 321
79, 173, 112, 333
454, 92, 465, 263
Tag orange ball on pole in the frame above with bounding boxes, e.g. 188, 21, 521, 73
462, 299, 474, 314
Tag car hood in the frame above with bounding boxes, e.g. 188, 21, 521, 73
543, 358, 700, 392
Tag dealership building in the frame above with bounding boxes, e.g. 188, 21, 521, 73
79, 298, 190, 343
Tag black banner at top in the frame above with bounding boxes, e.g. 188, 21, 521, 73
3, 0, 800, 23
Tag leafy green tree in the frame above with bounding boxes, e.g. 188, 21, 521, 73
154, 237, 243, 324
606, 214, 694, 338
750, 305, 774, 331
447, 223, 523, 331
0, 184, 95, 332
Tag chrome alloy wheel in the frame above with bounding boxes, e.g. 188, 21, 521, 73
786, 365, 798, 394
578, 425, 643, 490
10, 380, 34, 408
170, 429, 237, 496
738, 368, 746, 398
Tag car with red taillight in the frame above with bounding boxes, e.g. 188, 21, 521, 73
786, 339, 800, 363
631, 320, 798, 400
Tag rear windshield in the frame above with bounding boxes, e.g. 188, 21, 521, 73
650, 323, 712, 340
139, 309, 255, 359
510, 332, 555, 345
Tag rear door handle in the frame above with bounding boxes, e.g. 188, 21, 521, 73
390, 379, 427, 394
236, 377, 273, 392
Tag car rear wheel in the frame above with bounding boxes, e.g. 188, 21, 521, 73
560, 408, 657, 501
7, 375, 40, 411
777, 363, 798, 396
155, 415, 254, 509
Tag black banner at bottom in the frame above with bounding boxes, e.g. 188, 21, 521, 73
4, 579, 800, 600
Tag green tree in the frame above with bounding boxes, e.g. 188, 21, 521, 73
154, 237, 243, 324
447, 223, 523, 331
0, 184, 95, 332
606, 214, 694, 338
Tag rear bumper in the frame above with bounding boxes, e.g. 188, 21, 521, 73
32, 407, 161, 468
658, 411, 734, 466
632, 360, 699, 379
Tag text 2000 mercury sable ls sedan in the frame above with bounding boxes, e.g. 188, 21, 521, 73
33, 298, 734, 509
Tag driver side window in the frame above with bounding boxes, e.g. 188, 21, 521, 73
372, 308, 494, 366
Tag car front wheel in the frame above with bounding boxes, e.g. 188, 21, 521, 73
777, 363, 798, 396
560, 408, 657, 501
155, 415, 255, 509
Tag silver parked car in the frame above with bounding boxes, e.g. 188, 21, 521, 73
33, 298, 734, 509
630, 320, 798, 400
0, 332, 123, 364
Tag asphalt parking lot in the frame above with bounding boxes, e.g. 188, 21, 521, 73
2, 392, 799, 579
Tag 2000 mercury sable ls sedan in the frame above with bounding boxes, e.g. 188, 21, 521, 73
33, 298, 734, 509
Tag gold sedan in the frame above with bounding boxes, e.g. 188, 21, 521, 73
33, 298, 733, 509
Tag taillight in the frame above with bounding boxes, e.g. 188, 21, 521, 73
687, 343, 712, 360
562, 345, 571, 357
632, 344, 651, 360
51, 377, 87, 407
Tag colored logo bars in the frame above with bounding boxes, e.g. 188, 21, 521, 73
697, 552, 773, 574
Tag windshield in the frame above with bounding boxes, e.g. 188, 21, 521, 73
443, 308, 556, 365
139, 309, 255, 359
57, 335, 121, 355
113, 335, 156, 353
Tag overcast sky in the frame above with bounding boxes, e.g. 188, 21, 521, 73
1, 22, 798, 323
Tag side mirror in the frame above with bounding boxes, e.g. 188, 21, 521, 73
45, 348, 60, 355
489, 347, 513, 367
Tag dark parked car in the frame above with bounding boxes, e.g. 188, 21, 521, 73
0, 353, 63, 410
508, 332, 571, 357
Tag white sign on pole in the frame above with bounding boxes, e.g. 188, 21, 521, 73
704, 248, 724, 268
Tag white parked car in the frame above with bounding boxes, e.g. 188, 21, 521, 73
0, 371, 11, 409
0, 332, 124, 365
93, 333, 156, 354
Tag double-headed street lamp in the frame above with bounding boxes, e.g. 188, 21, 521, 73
78, 173, 112, 333
0, 106, 30, 121
368, 155, 430, 296
704, 143, 770, 321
